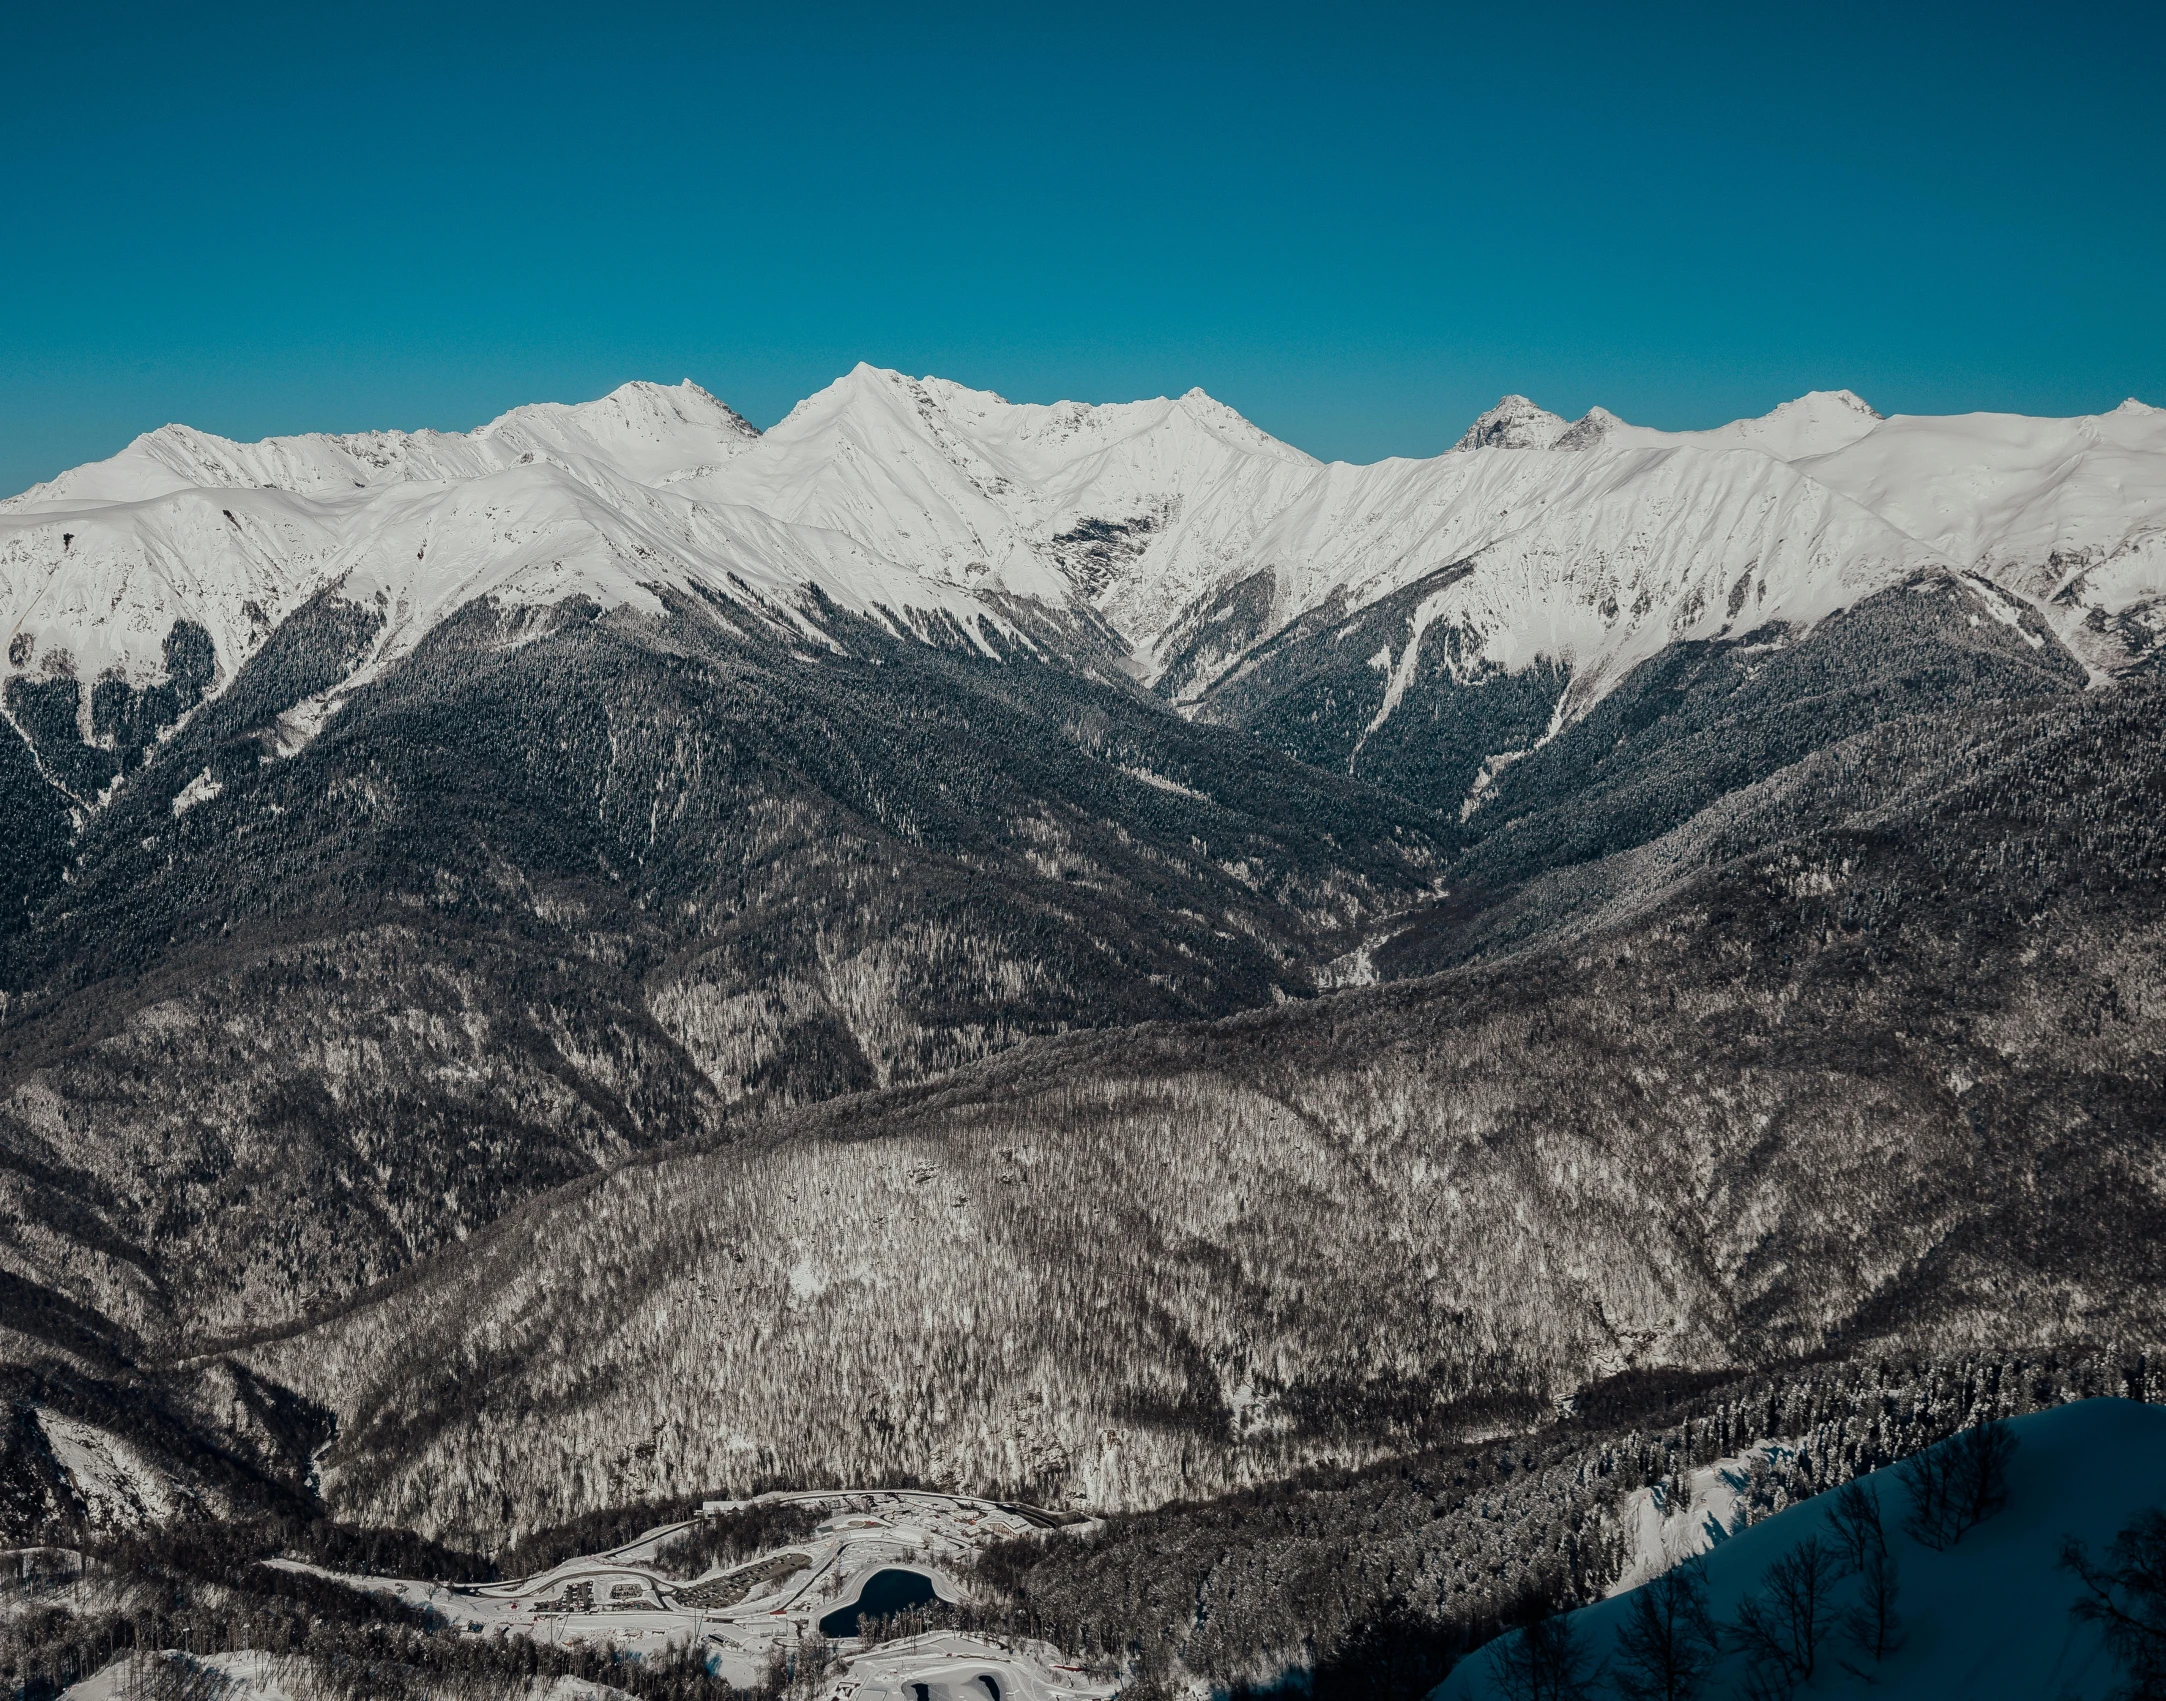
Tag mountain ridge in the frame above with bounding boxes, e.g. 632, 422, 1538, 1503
8, 372, 2160, 770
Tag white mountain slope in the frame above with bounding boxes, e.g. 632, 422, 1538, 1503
661, 370, 2166, 710
5, 369, 2162, 778
1584, 387, 1887, 460
670, 362, 1325, 633
0, 378, 757, 511
1796, 400, 2166, 671
1146, 433, 1949, 720
0, 379, 1008, 743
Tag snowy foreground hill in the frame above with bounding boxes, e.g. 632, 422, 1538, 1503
2, 373, 2164, 1701
1442, 1399, 2166, 1701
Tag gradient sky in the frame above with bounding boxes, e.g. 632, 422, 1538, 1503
4, 0, 2161, 496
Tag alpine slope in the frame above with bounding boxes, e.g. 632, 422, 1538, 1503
5, 365, 2162, 770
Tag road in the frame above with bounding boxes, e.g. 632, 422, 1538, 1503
269, 1487, 1105, 1696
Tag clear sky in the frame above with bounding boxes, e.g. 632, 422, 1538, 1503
4, 0, 2161, 496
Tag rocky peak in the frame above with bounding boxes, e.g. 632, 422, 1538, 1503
1453, 394, 1570, 452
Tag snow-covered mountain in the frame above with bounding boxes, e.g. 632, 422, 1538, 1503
5, 367, 2162, 791
10, 364, 2166, 1668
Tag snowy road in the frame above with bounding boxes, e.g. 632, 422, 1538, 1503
272, 1488, 1098, 1695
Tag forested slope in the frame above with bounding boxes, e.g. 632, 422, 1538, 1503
0, 591, 1443, 1362
977, 1361, 2164, 1701
247, 682, 2166, 1543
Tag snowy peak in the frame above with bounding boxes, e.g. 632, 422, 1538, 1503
477, 378, 759, 486
688, 364, 1322, 619
1452, 394, 1570, 452
1, 379, 762, 516
1552, 407, 1624, 451
0, 370, 1021, 733
761, 365, 1311, 475
1167, 386, 1318, 464
767, 360, 916, 431
1807, 386, 1879, 419
1718, 388, 1883, 459
1586, 389, 1886, 462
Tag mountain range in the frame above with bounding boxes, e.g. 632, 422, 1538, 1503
9, 371, 2162, 793
2, 369, 2163, 1697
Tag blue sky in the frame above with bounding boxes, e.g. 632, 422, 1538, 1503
3, 0, 2160, 494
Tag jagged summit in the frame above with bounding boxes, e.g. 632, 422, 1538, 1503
1452, 394, 1570, 451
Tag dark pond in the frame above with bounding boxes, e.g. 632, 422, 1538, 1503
818, 1567, 943, 1637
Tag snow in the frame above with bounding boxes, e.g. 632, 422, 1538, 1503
1599, 389, 1886, 461
1, 379, 755, 512
815, 1631, 1119, 1701
61, 1650, 637, 1700
676, 363, 1323, 641
1156, 434, 1942, 720
1793, 400, 2166, 670
64, 1650, 297, 1701
1606, 1437, 1805, 1596
170, 767, 222, 815
32, 1407, 185, 1526
1438, 1397, 2166, 1701
268, 1489, 1097, 1699
6, 372, 2163, 774
0, 484, 326, 704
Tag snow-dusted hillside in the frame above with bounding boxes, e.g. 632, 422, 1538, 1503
1441, 1398, 2166, 1701
1796, 400, 2166, 673
1151, 427, 1949, 720
5, 369, 2162, 782
1131, 390, 2165, 724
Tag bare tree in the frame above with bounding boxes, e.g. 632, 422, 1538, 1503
1612, 1559, 1719, 1701
1844, 1542, 1904, 1667
1485, 1610, 1595, 1701
1901, 1417, 2016, 1551
1813, 1472, 1905, 1666
788, 1631, 840, 1701
1728, 1536, 1844, 1695
2063, 1507, 2166, 1699
1950, 1418, 2017, 1532
1899, 1443, 1953, 1552
1826, 1477, 1886, 1575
